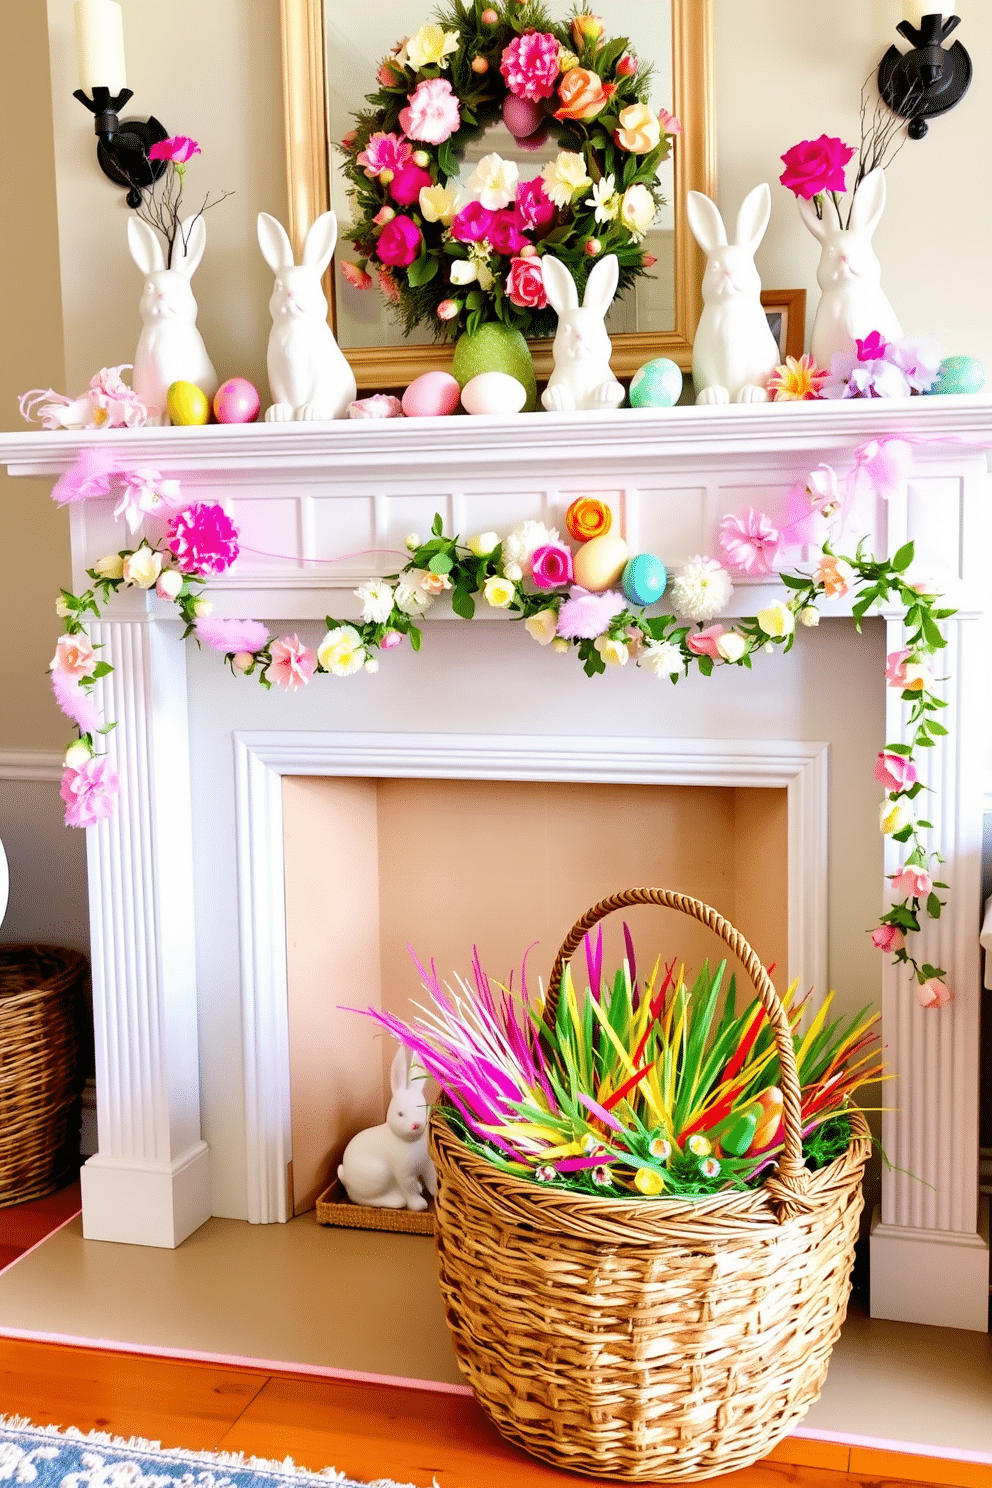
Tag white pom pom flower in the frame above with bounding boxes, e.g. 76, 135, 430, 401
670, 556, 734, 624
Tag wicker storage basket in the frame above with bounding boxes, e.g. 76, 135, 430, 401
0, 944, 88, 1207
428, 888, 871, 1482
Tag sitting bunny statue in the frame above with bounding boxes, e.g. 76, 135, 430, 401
686, 183, 781, 404
257, 209, 357, 421
540, 254, 626, 412
338, 1046, 436, 1211
128, 215, 218, 425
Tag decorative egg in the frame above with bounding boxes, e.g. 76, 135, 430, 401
166, 380, 210, 426
460, 371, 527, 416
213, 377, 260, 424
628, 358, 683, 409
401, 370, 461, 417
928, 355, 986, 396
622, 553, 668, 607
719, 1107, 759, 1158
502, 94, 545, 140
573, 533, 629, 592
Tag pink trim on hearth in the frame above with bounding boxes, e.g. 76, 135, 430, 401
0, 1209, 81, 1276
792, 1425, 992, 1467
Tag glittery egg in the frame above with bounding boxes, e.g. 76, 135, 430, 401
628, 358, 683, 409
928, 355, 986, 396
213, 377, 260, 424
166, 380, 210, 426
573, 533, 629, 592
622, 553, 668, 606
460, 371, 527, 416
401, 371, 462, 417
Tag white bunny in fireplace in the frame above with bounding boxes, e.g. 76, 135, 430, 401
338, 1046, 436, 1211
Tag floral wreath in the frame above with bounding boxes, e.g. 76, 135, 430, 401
49, 431, 952, 1010
338, 1, 679, 340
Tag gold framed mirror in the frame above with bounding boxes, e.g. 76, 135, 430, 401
279, 0, 714, 389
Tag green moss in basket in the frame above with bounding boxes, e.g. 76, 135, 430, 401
359, 934, 884, 1200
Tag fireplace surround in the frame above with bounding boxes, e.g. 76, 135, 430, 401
2, 394, 989, 1330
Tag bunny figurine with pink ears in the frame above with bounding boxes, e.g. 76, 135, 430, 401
540, 254, 626, 412
337, 1046, 436, 1211
686, 183, 781, 405
797, 166, 903, 369
257, 209, 357, 421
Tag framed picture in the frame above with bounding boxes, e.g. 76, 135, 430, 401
760, 289, 806, 361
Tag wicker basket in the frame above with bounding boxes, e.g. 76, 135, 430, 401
0, 944, 88, 1208
428, 888, 871, 1482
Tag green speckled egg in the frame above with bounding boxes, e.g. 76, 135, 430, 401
929, 355, 986, 395
629, 358, 683, 409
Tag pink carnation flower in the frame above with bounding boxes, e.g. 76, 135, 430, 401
356, 132, 412, 178
399, 78, 461, 145
556, 586, 626, 640
500, 31, 560, 101
530, 543, 573, 590
195, 618, 270, 654
60, 755, 119, 828
268, 634, 317, 691
719, 509, 781, 576
166, 502, 240, 576
514, 177, 555, 235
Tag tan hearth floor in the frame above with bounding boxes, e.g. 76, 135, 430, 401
0, 1210, 990, 1457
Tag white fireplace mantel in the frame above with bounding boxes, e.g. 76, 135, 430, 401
2, 396, 990, 1330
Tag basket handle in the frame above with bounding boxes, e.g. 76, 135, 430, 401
545, 887, 812, 1220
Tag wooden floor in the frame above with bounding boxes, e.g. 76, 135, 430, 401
0, 1184, 985, 1488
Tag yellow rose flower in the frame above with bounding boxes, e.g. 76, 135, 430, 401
756, 600, 796, 638
484, 575, 516, 609
594, 635, 628, 667
616, 102, 661, 154
419, 183, 461, 225
317, 624, 367, 677
880, 799, 913, 835
715, 630, 746, 663
524, 609, 558, 646
404, 23, 459, 70
542, 150, 593, 208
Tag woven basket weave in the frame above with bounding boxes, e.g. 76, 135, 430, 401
0, 944, 87, 1208
428, 888, 871, 1482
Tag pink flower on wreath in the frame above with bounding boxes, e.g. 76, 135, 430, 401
356, 132, 413, 178
514, 177, 555, 236
340, 261, 373, 291
376, 266, 402, 303
195, 618, 270, 654
779, 135, 855, 199
390, 162, 433, 207
268, 634, 317, 691
451, 201, 495, 243
60, 755, 119, 828
918, 977, 951, 1009
488, 209, 529, 256
658, 107, 682, 136
500, 31, 561, 101
892, 866, 933, 900
686, 624, 724, 659
380, 630, 404, 650
556, 586, 626, 640
875, 750, 918, 792
506, 254, 547, 309
718, 509, 781, 576
376, 215, 422, 268
399, 78, 461, 145
870, 924, 905, 954
166, 501, 240, 576
531, 543, 573, 589
50, 632, 96, 680
148, 135, 201, 165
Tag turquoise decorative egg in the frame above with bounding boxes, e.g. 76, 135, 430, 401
628, 358, 683, 409
928, 355, 986, 396
622, 553, 668, 606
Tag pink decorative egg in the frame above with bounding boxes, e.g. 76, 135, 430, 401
401, 371, 461, 417
213, 378, 260, 424
503, 94, 545, 140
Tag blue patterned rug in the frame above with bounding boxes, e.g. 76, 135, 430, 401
0, 1417, 429, 1488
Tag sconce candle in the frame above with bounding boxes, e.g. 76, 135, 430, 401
74, 0, 126, 95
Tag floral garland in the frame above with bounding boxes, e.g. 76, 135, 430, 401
339, 1, 678, 339
48, 437, 953, 1009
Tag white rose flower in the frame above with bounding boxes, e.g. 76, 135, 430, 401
542, 151, 592, 208
670, 557, 733, 623
56, 595, 72, 618
503, 561, 523, 582
756, 600, 795, 638
121, 547, 163, 590
551, 637, 571, 653
467, 531, 499, 557
450, 259, 479, 287
394, 569, 437, 614
364, 657, 380, 674
405, 533, 422, 551
502, 519, 562, 578
715, 630, 747, 663
880, 799, 913, 835
466, 152, 519, 210
642, 640, 683, 678
594, 634, 628, 666
93, 553, 125, 581
419, 182, 461, 225
155, 569, 183, 600
318, 624, 367, 677
64, 740, 92, 768
620, 184, 656, 239
484, 575, 516, 609
799, 606, 820, 627
192, 598, 213, 618
355, 579, 395, 625
524, 608, 558, 646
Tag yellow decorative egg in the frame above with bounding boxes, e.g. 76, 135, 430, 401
573, 533, 629, 592
167, 380, 210, 426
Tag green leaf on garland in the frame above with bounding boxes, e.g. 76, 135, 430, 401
407, 624, 422, 653
451, 583, 476, 620
90, 662, 113, 679
431, 513, 444, 537
429, 552, 453, 575
926, 892, 943, 919
891, 542, 914, 572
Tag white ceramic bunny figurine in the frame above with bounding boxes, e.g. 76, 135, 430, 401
257, 210, 357, 421
797, 167, 903, 369
686, 183, 781, 404
337, 1047, 436, 1211
128, 215, 218, 425
540, 254, 625, 412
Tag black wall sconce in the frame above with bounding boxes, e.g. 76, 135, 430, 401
878, 13, 972, 139
73, 0, 169, 208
